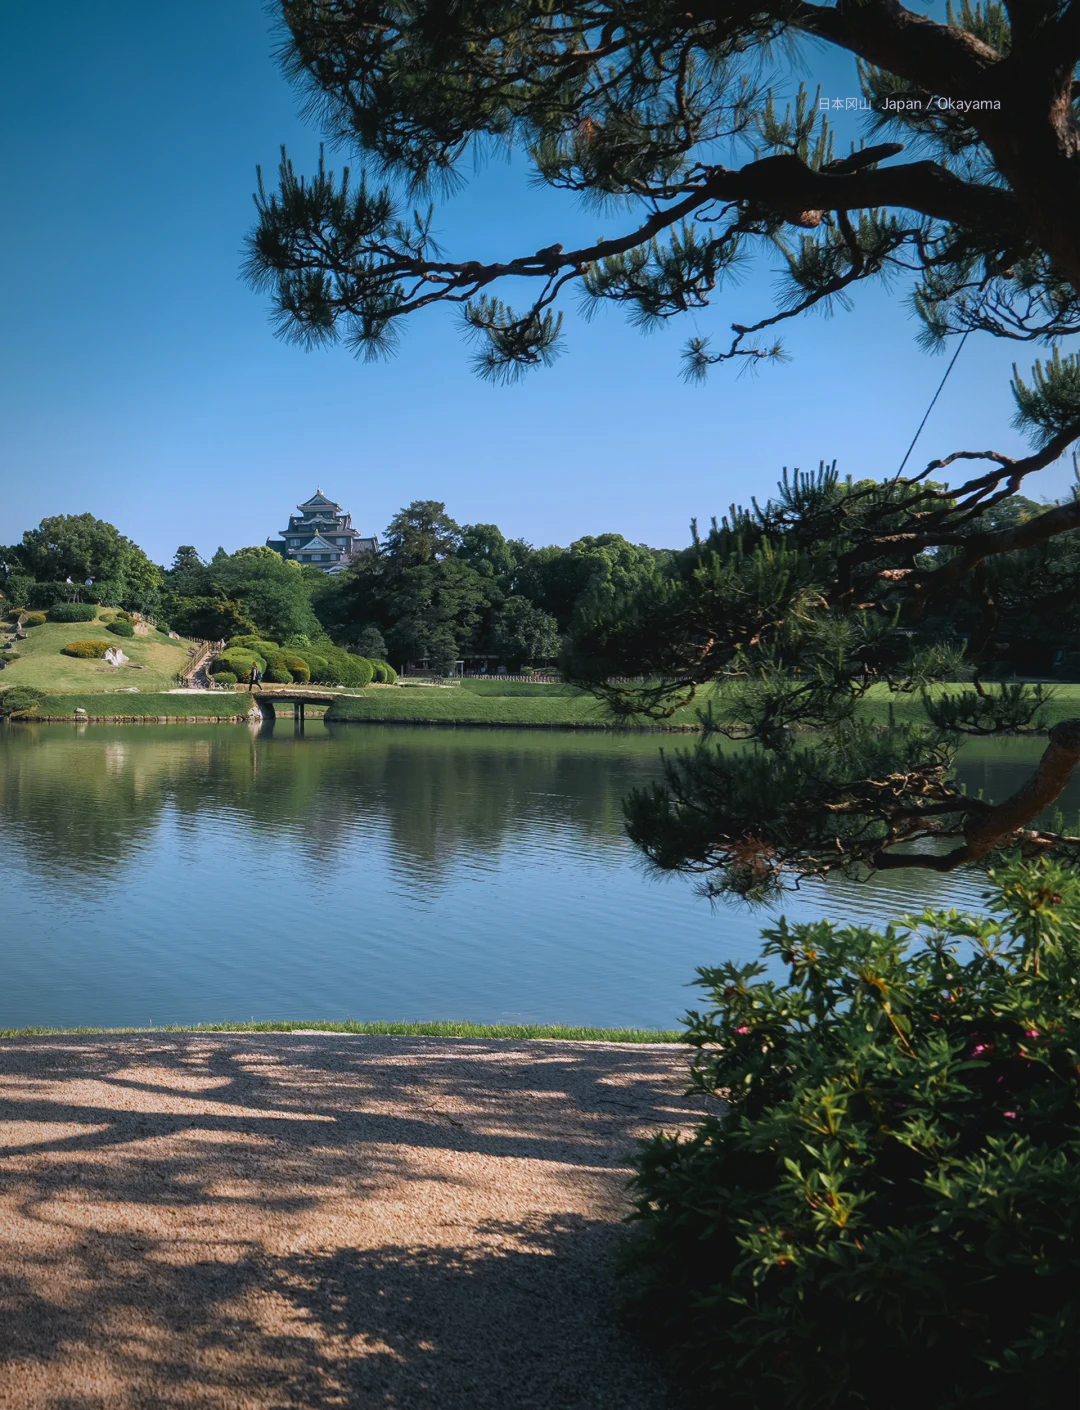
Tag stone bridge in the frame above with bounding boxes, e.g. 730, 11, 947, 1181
245, 688, 340, 725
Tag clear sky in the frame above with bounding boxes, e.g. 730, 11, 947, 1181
0, 2, 1068, 566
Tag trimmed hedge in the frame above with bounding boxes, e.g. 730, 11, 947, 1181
106, 620, 135, 637
213, 672, 238, 686
283, 654, 311, 683
61, 640, 110, 658
212, 650, 264, 679
49, 603, 98, 623
23, 612, 47, 627
227, 635, 279, 656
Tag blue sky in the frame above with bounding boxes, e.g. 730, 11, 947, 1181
0, 2, 1066, 566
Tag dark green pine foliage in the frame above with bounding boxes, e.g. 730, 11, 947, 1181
248, 1, 1080, 397
565, 463, 1080, 896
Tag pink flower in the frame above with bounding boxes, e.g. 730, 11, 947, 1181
1003, 1111, 1018, 1120
735, 1026, 751, 1035
1025, 1029, 1040, 1039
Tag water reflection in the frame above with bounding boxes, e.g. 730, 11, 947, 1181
0, 723, 1069, 1030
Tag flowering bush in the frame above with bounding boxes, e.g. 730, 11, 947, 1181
61, 640, 109, 658
621, 857, 1080, 1409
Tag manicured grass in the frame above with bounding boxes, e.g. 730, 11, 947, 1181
458, 679, 583, 696
11, 677, 1077, 730
860, 682, 1080, 729
28, 692, 253, 719
327, 683, 706, 727
0, 1019, 684, 1042
1, 616, 194, 692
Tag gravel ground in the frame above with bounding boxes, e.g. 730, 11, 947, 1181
0, 1034, 703, 1409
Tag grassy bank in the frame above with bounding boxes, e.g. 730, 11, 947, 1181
25, 692, 254, 720
0, 1018, 683, 1042
861, 682, 1080, 729
327, 683, 705, 727
2, 615, 194, 691
328, 679, 1080, 730
9, 679, 1080, 730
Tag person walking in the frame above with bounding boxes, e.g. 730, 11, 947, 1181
249, 663, 260, 692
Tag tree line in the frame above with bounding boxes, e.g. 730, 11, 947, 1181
0, 503, 669, 670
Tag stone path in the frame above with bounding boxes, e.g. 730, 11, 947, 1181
0, 1034, 702, 1409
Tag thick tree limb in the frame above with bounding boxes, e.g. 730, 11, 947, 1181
873, 719, 1080, 871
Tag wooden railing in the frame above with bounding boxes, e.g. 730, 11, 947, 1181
174, 638, 225, 687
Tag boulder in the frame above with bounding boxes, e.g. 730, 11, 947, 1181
104, 646, 128, 666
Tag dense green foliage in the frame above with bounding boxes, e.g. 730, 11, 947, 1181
317, 499, 659, 670
1, 514, 162, 614
49, 604, 99, 624
22, 613, 46, 627
208, 634, 374, 688
622, 858, 1080, 1409
60, 640, 110, 659
554, 466, 1080, 894
0, 686, 45, 718
212, 671, 239, 686
162, 544, 320, 643
106, 620, 135, 638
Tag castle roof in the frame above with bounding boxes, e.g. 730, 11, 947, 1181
292, 535, 339, 553
297, 488, 340, 511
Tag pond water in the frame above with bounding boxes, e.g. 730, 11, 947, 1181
0, 722, 1073, 1031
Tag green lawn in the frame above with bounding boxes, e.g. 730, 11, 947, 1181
29, 692, 253, 719
327, 683, 705, 727
0, 1018, 683, 1042
10, 669, 1079, 730
861, 682, 1080, 729
1, 615, 195, 692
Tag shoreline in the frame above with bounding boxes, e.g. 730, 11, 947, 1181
0, 1018, 684, 1043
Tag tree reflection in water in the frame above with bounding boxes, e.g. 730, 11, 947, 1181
2, 723, 1075, 1030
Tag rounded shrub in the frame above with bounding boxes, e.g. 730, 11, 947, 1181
621, 854, 1080, 1410
227, 634, 279, 655
263, 666, 293, 684
61, 640, 109, 658
370, 659, 397, 684
106, 620, 135, 637
23, 612, 47, 627
306, 654, 331, 683
213, 671, 238, 686
283, 655, 311, 683
213, 650, 264, 679
49, 603, 98, 623
334, 651, 373, 688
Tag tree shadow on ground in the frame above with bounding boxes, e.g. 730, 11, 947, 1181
0, 1036, 698, 1409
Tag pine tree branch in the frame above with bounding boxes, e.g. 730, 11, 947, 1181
873, 720, 1080, 871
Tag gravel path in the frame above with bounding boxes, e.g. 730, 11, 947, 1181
0, 1034, 702, 1409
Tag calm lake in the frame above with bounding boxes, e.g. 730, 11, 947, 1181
0, 722, 1071, 1031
